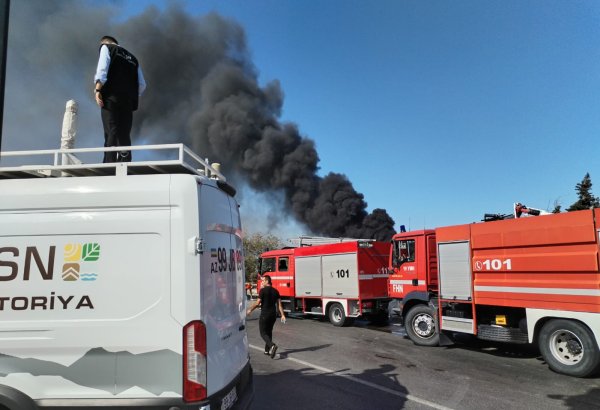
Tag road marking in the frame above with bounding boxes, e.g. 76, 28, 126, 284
249, 344, 454, 410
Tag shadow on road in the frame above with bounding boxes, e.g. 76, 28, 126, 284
548, 387, 600, 410
251, 362, 410, 410
277, 344, 332, 359
447, 334, 541, 360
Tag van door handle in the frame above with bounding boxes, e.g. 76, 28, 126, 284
239, 324, 245, 331
336, 292, 343, 296
305, 291, 311, 294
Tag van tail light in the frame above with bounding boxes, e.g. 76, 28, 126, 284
183, 321, 207, 402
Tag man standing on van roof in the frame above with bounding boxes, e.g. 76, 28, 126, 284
94, 35, 146, 163
247, 275, 286, 358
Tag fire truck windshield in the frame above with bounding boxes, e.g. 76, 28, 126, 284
260, 257, 276, 274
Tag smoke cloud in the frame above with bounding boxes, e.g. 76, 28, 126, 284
3, 1, 395, 241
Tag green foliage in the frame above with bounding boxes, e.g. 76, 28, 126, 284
243, 232, 283, 282
567, 173, 600, 211
82, 243, 100, 261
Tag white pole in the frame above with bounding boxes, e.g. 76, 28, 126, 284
60, 100, 80, 169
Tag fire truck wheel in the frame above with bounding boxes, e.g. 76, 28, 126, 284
405, 305, 439, 347
328, 303, 347, 327
539, 319, 600, 377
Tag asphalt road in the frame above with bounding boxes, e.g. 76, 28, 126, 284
245, 311, 600, 410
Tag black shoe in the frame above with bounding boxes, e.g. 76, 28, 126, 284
269, 344, 278, 358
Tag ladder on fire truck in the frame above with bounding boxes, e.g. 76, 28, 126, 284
291, 236, 376, 247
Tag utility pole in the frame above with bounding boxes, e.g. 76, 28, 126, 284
0, 0, 9, 152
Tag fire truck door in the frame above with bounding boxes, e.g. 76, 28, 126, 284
438, 241, 472, 300
295, 256, 322, 297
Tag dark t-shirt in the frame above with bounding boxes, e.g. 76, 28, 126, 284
259, 286, 280, 317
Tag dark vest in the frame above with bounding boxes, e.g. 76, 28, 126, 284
101, 44, 140, 111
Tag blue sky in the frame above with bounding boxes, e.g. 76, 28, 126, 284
123, 0, 600, 230
5, 1, 600, 235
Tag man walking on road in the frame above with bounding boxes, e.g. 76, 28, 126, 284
247, 275, 286, 358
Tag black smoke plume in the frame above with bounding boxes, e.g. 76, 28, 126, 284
4, 2, 395, 241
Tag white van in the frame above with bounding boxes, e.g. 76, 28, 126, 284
0, 144, 253, 409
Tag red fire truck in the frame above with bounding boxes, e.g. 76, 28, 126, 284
387, 206, 600, 377
258, 237, 390, 326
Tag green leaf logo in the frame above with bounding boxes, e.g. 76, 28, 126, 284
82, 243, 100, 261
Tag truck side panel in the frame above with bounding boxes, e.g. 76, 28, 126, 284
321, 253, 359, 298
471, 210, 597, 249
0, 207, 178, 400
295, 256, 322, 297
470, 210, 600, 313
438, 241, 472, 301
356, 243, 389, 299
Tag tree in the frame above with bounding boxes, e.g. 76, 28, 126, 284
567, 173, 600, 211
243, 232, 283, 283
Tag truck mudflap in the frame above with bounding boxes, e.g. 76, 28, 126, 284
388, 299, 402, 321
24, 361, 254, 410
438, 331, 455, 346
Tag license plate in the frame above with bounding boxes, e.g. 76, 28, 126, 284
221, 386, 237, 410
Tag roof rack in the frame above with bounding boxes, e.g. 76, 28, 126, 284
0, 144, 226, 181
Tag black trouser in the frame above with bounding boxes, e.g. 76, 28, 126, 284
101, 105, 133, 163
259, 313, 277, 352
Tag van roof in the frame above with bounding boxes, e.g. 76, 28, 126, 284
0, 144, 225, 181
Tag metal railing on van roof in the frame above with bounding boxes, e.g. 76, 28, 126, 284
0, 143, 226, 181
